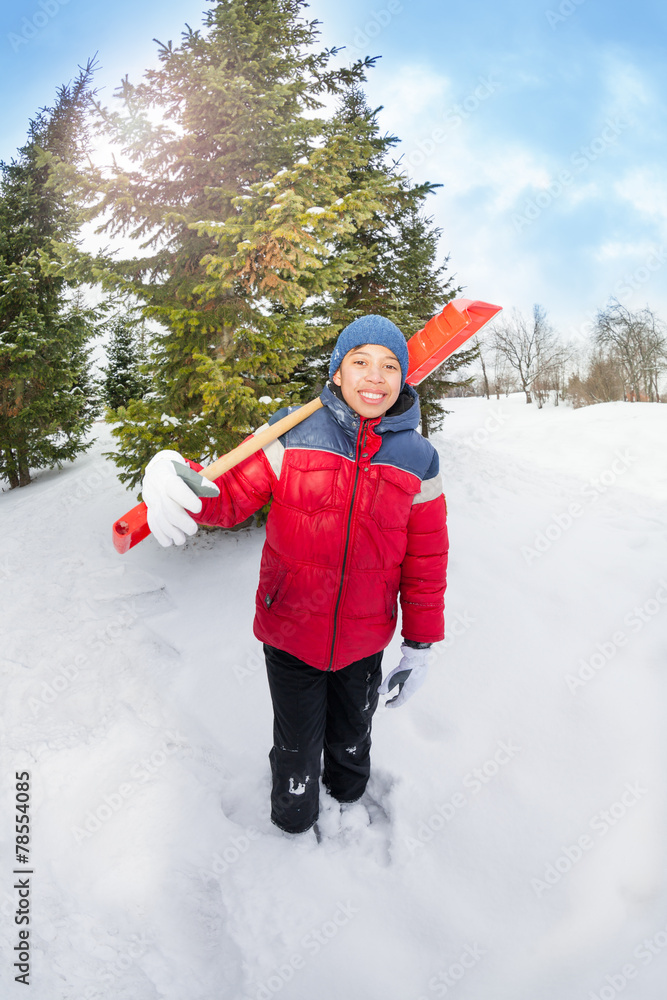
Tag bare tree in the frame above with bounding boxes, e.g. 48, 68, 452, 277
535, 341, 574, 406
493, 305, 568, 405
595, 301, 667, 402
468, 332, 517, 398
471, 334, 491, 399
566, 347, 626, 407
490, 353, 518, 398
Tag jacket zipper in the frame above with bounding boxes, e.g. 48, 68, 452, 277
327, 418, 367, 670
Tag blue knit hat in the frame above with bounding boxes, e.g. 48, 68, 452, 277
329, 315, 409, 385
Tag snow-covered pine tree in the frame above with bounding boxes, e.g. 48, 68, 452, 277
290, 85, 439, 396
102, 313, 149, 411
290, 85, 472, 435
49, 0, 408, 489
0, 65, 99, 488
380, 206, 476, 437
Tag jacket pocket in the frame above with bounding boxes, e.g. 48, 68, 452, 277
385, 581, 398, 619
262, 565, 294, 611
371, 464, 418, 529
278, 451, 340, 513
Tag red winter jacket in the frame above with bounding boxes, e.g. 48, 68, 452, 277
189, 383, 448, 670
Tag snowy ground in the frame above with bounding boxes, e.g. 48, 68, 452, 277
2, 394, 667, 1000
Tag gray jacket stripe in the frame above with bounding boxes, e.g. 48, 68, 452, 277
254, 423, 285, 480
412, 472, 443, 505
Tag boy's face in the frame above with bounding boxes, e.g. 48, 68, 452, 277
332, 343, 403, 419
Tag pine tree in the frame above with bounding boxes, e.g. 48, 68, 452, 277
381, 207, 476, 437
290, 86, 441, 396
0, 65, 99, 488
102, 313, 150, 411
48, 1, 408, 489
287, 86, 470, 434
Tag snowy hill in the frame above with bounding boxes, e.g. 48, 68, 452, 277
2, 395, 667, 1000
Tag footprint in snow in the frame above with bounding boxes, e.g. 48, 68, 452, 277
313, 772, 394, 865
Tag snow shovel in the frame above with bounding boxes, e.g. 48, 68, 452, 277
112, 297, 501, 553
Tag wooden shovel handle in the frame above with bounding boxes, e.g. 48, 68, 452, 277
113, 296, 503, 553
200, 397, 323, 481
112, 397, 323, 553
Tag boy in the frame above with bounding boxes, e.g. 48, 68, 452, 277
142, 315, 449, 834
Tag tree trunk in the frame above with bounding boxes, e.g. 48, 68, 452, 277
4, 449, 20, 489
18, 452, 31, 488
421, 410, 430, 438
479, 350, 490, 399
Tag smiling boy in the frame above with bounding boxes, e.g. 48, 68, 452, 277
332, 343, 403, 416
142, 315, 449, 835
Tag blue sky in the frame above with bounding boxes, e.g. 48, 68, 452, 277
1, 0, 666, 340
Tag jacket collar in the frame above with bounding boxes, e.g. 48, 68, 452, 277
320, 382, 421, 437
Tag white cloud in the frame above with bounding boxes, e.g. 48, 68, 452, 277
614, 169, 667, 225
380, 64, 453, 124
564, 181, 600, 208
377, 74, 551, 212
437, 140, 552, 212
600, 53, 654, 125
594, 240, 663, 262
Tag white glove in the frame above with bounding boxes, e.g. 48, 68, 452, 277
379, 645, 430, 708
142, 450, 210, 547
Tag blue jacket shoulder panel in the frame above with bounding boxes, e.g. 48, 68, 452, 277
270, 383, 439, 482
268, 406, 291, 426
424, 447, 440, 480
283, 403, 355, 459
373, 429, 439, 481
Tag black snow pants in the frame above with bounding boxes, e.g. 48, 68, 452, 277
263, 643, 383, 834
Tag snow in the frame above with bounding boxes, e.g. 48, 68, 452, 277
2, 395, 667, 1000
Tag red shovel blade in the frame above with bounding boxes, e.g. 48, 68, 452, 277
406, 299, 502, 386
